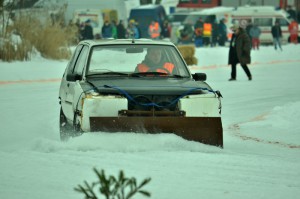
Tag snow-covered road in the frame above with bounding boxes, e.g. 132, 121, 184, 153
0, 45, 299, 199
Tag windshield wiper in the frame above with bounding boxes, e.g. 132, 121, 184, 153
131, 72, 185, 78
168, 74, 186, 78
86, 72, 129, 77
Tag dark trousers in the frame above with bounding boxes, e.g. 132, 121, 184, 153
231, 63, 252, 79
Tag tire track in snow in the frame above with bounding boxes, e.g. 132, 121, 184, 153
0, 78, 61, 86
189, 59, 300, 70
228, 113, 300, 149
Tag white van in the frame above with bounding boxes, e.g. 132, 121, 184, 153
174, 6, 300, 45
172, 6, 234, 44
230, 6, 298, 44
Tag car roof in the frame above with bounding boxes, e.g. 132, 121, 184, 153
168, 12, 190, 16
78, 39, 176, 47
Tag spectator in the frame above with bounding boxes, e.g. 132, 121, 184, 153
249, 23, 261, 50
203, 19, 212, 46
180, 21, 194, 44
135, 20, 142, 38
218, 18, 227, 46
82, 19, 94, 40
117, 20, 126, 39
194, 17, 204, 47
228, 24, 252, 81
148, 20, 161, 39
111, 20, 118, 39
271, 21, 283, 50
288, 19, 298, 44
211, 19, 219, 47
101, 20, 113, 38
286, 5, 297, 21
127, 19, 139, 39
161, 20, 171, 39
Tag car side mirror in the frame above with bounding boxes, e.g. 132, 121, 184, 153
66, 73, 82, 81
192, 73, 207, 81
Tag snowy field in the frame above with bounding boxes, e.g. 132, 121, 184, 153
0, 44, 299, 199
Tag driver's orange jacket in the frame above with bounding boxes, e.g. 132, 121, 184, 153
136, 62, 175, 73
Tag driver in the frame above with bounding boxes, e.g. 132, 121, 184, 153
134, 47, 175, 74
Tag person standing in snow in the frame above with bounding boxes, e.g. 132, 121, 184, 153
194, 17, 204, 47
82, 19, 94, 40
228, 24, 252, 81
288, 19, 299, 44
117, 20, 126, 39
218, 18, 227, 46
126, 19, 139, 39
161, 20, 171, 39
134, 20, 142, 38
111, 20, 118, 39
101, 20, 113, 39
148, 20, 161, 39
211, 19, 219, 47
271, 21, 283, 50
249, 24, 261, 50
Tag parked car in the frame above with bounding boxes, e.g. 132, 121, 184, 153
58, 39, 223, 147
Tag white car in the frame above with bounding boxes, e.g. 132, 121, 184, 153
58, 39, 223, 147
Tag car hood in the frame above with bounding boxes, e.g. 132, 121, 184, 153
81, 77, 214, 95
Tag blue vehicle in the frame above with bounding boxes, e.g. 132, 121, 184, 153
129, 5, 167, 38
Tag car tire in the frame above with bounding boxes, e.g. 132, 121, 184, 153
59, 108, 81, 141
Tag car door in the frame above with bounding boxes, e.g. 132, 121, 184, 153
60, 45, 89, 122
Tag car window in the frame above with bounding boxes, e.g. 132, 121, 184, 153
73, 46, 89, 76
87, 45, 190, 76
67, 45, 83, 75
277, 18, 289, 26
254, 18, 272, 26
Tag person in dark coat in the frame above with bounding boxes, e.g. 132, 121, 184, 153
228, 24, 252, 81
218, 18, 227, 46
211, 19, 219, 47
117, 20, 126, 39
271, 21, 283, 50
82, 19, 94, 40
193, 17, 204, 47
161, 20, 171, 38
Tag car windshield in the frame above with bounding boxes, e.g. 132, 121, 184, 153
87, 44, 190, 77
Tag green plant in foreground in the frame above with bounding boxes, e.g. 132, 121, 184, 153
75, 168, 151, 199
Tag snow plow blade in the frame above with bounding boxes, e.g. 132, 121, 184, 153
89, 111, 223, 147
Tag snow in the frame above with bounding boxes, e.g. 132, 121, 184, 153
196, 6, 234, 14
0, 43, 300, 199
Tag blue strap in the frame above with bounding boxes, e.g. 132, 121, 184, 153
103, 85, 216, 108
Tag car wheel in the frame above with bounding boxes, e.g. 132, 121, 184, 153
59, 108, 81, 141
